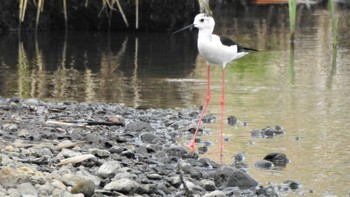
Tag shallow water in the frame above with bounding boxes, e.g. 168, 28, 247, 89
1, 5, 350, 196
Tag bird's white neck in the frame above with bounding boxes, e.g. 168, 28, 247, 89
198, 30, 213, 41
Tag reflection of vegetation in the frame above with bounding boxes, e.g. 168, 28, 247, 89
288, 0, 297, 41
328, 0, 338, 47
18, 41, 31, 97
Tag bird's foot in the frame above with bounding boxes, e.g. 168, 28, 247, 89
186, 142, 196, 151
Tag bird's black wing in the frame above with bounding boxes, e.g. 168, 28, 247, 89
220, 36, 259, 52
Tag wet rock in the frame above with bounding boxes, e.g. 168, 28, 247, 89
198, 145, 208, 154
251, 129, 263, 137
263, 153, 289, 167
233, 152, 245, 163
227, 116, 237, 126
188, 127, 203, 135
251, 126, 285, 138
284, 180, 302, 190
97, 161, 121, 178
232, 153, 248, 169
202, 115, 216, 123
71, 179, 95, 197
214, 167, 258, 189
254, 160, 274, 169
17, 182, 38, 197
255, 186, 279, 196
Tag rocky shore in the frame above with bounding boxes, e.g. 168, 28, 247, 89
0, 97, 295, 196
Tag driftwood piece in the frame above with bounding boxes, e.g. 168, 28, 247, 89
46, 120, 124, 127
58, 154, 96, 166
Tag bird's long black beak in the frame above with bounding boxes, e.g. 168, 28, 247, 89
172, 24, 195, 35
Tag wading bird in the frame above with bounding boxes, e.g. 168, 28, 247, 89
173, 13, 258, 162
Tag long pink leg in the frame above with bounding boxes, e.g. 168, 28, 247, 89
220, 67, 225, 162
188, 64, 211, 150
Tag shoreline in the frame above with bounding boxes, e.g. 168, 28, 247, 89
0, 97, 295, 196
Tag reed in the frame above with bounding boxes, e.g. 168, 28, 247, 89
288, 0, 297, 41
18, 0, 134, 31
328, 0, 338, 47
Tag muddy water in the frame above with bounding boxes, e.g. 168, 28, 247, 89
1, 5, 350, 196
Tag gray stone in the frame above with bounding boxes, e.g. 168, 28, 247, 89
140, 132, 158, 143
0, 167, 25, 188
60, 148, 82, 158
125, 121, 155, 132
103, 178, 140, 194
89, 148, 111, 158
203, 190, 226, 197
17, 182, 38, 197
97, 161, 121, 178
7, 188, 21, 197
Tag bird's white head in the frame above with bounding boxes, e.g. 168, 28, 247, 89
172, 13, 215, 35
193, 13, 215, 34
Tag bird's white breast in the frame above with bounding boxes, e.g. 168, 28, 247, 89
197, 34, 247, 67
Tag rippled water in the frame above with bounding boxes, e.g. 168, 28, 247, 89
1, 5, 350, 196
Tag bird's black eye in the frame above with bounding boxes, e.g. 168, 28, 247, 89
200, 18, 204, 22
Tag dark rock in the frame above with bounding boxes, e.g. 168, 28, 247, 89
202, 115, 216, 123
214, 167, 258, 189
198, 146, 208, 154
262, 127, 275, 137
121, 150, 136, 159
200, 180, 216, 191
227, 116, 237, 126
181, 163, 202, 179
9, 97, 21, 103
188, 127, 203, 135
165, 146, 187, 158
263, 153, 289, 167
255, 186, 279, 196
233, 152, 245, 163
284, 180, 302, 190
254, 160, 274, 169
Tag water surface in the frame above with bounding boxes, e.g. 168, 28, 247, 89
1, 5, 350, 196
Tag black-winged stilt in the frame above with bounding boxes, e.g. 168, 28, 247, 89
174, 13, 258, 162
